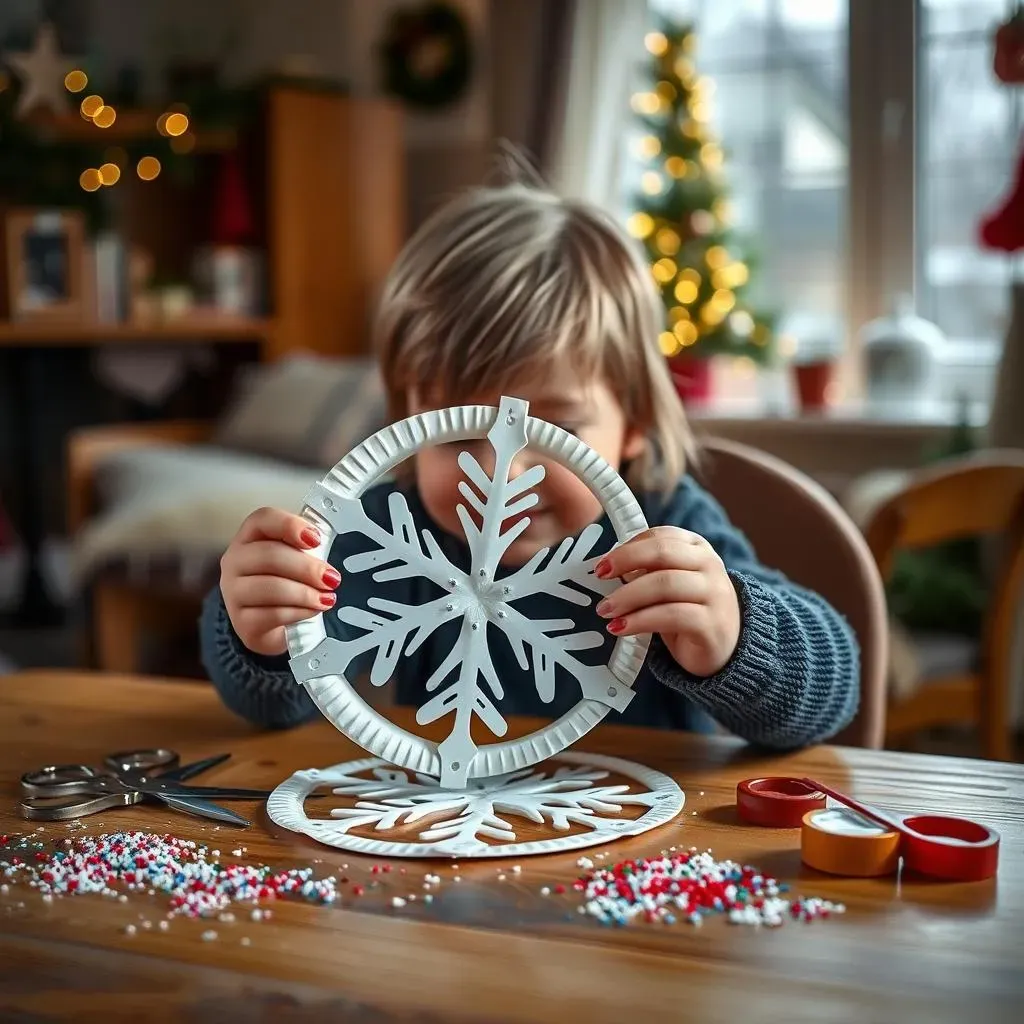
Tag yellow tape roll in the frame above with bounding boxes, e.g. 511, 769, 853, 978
801, 807, 901, 877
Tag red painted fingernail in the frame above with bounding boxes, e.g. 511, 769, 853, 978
595, 559, 611, 579
608, 617, 626, 634
323, 567, 341, 588
320, 592, 336, 608
301, 527, 321, 547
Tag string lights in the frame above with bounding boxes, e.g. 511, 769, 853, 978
67, 69, 189, 190
629, 22, 774, 362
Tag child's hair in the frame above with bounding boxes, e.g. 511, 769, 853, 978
372, 169, 696, 494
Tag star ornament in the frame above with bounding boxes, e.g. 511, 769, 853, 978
4, 22, 78, 118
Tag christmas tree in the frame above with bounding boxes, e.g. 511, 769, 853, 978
626, 19, 774, 364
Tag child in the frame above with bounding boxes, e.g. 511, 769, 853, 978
200, 178, 860, 748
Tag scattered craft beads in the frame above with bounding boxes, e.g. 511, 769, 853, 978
1, 834, 845, 932
569, 849, 845, 928
1, 831, 339, 920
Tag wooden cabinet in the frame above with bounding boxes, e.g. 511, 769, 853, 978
267, 88, 405, 361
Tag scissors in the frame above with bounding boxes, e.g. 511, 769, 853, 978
19, 749, 273, 828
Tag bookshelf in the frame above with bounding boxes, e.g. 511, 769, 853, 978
27, 108, 238, 151
0, 316, 273, 346
4, 86, 406, 361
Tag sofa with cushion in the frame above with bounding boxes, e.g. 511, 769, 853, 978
68, 355, 386, 676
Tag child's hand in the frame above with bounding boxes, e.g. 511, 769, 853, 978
594, 527, 741, 678
220, 507, 340, 657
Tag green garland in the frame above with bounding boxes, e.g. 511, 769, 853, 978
379, 1, 472, 110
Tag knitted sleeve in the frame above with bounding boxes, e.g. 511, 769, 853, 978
198, 585, 321, 730
646, 478, 861, 749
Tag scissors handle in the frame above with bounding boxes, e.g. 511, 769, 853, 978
20, 790, 141, 822
20, 764, 106, 795
104, 748, 179, 776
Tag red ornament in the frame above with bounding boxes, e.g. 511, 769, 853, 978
994, 7, 1024, 84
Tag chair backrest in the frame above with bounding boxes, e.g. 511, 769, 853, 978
862, 450, 1024, 756
693, 437, 889, 749
862, 451, 1024, 573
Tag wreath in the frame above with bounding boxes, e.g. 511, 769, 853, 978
379, 1, 472, 110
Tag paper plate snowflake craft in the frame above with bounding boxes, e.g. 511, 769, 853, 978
267, 396, 685, 858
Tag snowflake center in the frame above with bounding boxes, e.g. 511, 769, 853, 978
460, 579, 511, 620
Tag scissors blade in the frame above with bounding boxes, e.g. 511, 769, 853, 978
138, 783, 273, 800
156, 754, 232, 783
159, 794, 250, 828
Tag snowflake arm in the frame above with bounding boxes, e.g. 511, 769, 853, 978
456, 402, 546, 579
499, 606, 634, 712
290, 594, 463, 687
500, 522, 617, 606
305, 484, 467, 592
415, 615, 506, 788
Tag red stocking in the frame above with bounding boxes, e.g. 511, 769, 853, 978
211, 151, 256, 247
980, 136, 1024, 251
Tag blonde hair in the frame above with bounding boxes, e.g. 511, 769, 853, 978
373, 175, 695, 494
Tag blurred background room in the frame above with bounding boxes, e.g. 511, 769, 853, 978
0, 0, 1022, 761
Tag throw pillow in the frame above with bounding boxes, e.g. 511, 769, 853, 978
214, 354, 386, 467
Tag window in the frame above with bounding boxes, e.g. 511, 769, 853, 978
919, 0, 1020, 404
645, 0, 848, 356
630, 0, 1018, 411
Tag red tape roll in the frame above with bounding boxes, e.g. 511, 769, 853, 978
736, 777, 827, 828
900, 814, 1000, 882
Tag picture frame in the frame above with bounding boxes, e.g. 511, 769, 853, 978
3, 208, 87, 321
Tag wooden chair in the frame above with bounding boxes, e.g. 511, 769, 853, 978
695, 437, 889, 749
862, 451, 1024, 761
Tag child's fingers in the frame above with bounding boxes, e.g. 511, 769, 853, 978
605, 603, 706, 638
595, 570, 707, 620
233, 576, 336, 611
236, 506, 321, 550
229, 541, 339, 590
595, 528, 711, 579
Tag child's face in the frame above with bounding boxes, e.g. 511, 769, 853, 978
409, 366, 644, 566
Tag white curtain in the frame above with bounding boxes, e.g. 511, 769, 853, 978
550, 0, 650, 213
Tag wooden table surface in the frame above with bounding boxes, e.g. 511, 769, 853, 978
1, 670, 1022, 1023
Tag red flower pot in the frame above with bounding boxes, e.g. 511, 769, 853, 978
670, 357, 712, 405
793, 361, 833, 411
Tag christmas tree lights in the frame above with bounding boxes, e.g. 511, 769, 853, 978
627, 19, 774, 365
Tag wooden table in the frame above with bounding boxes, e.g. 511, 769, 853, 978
1, 670, 1022, 1022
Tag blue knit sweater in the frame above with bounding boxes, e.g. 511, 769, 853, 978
199, 475, 860, 748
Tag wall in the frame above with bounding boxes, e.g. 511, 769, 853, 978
3, 0, 565, 230
342, 0, 493, 226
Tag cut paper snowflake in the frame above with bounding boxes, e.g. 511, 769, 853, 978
266, 752, 685, 859
285, 396, 652, 788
